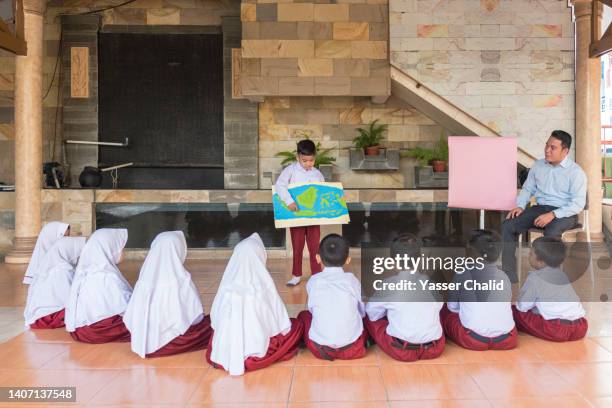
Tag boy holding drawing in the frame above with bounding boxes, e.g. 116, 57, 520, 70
275, 139, 325, 286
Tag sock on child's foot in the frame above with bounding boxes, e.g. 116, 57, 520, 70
287, 276, 301, 286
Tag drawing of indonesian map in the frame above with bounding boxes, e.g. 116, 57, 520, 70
272, 182, 350, 228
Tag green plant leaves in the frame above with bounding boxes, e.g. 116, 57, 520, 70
274, 141, 336, 168
353, 119, 388, 149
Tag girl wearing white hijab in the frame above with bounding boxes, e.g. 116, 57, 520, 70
206, 233, 304, 376
124, 231, 212, 358
24, 236, 86, 329
65, 228, 133, 343
23, 221, 70, 284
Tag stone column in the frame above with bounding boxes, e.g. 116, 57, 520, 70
5, 0, 45, 263
574, 0, 603, 240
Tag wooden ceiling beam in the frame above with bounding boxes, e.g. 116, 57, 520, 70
0, 0, 26, 55
0, 30, 26, 54
590, 0, 611, 58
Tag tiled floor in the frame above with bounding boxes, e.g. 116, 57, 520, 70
0, 253, 611, 408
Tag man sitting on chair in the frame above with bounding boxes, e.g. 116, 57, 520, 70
501, 130, 586, 284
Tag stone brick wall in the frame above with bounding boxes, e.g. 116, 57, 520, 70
223, 16, 259, 189
0, 193, 14, 252
61, 15, 101, 187
239, 0, 391, 97
0, 49, 14, 183
0, 0, 245, 186
0, 189, 93, 253
259, 96, 445, 189
389, 0, 575, 157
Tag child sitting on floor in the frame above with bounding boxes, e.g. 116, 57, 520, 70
23, 221, 70, 284
297, 234, 367, 361
124, 231, 212, 358
65, 228, 133, 343
440, 229, 517, 351
206, 233, 304, 375
513, 236, 588, 342
365, 234, 445, 362
24, 236, 86, 329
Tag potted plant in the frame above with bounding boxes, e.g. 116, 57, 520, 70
275, 140, 336, 180
402, 146, 434, 167
402, 135, 449, 173
431, 135, 449, 172
353, 119, 388, 156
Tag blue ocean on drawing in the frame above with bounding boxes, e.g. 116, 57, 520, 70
273, 184, 348, 220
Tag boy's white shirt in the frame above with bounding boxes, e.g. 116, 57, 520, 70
274, 162, 324, 206
447, 263, 515, 338
366, 270, 443, 344
306, 266, 365, 348
516, 266, 586, 320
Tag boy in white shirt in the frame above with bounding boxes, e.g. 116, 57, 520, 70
365, 234, 445, 361
275, 139, 325, 286
441, 230, 517, 351
297, 234, 368, 361
513, 236, 588, 342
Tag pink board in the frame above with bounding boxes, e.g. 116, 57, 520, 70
448, 136, 517, 211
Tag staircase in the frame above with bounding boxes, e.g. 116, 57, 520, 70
390, 63, 536, 169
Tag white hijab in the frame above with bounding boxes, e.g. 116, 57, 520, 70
23, 236, 86, 327
209, 233, 291, 376
124, 231, 204, 358
64, 228, 132, 332
23, 221, 70, 284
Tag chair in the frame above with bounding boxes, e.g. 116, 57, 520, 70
517, 195, 593, 285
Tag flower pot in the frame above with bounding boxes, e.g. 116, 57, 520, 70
431, 160, 447, 172
364, 145, 381, 156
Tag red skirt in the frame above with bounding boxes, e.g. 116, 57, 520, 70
30, 309, 66, 329
206, 317, 304, 373
297, 310, 367, 361
364, 316, 445, 362
440, 305, 517, 351
146, 315, 213, 358
512, 306, 588, 342
70, 314, 131, 344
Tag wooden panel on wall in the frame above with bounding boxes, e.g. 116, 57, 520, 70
232, 48, 243, 99
70, 46, 89, 98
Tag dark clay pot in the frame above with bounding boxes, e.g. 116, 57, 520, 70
79, 166, 102, 188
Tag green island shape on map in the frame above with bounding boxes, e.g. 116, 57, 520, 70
276, 185, 347, 218
296, 186, 318, 209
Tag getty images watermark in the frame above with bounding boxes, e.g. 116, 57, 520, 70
370, 252, 505, 292
360, 239, 610, 303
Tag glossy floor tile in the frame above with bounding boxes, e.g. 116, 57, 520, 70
465, 362, 580, 399
381, 364, 484, 401
488, 396, 593, 408
189, 365, 293, 404
549, 362, 612, 399
0, 259, 611, 406
389, 402, 492, 408
290, 366, 387, 402
89, 367, 207, 405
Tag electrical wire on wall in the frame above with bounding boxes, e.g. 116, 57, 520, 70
43, 0, 141, 162
46, 26, 63, 162
77, 0, 140, 15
